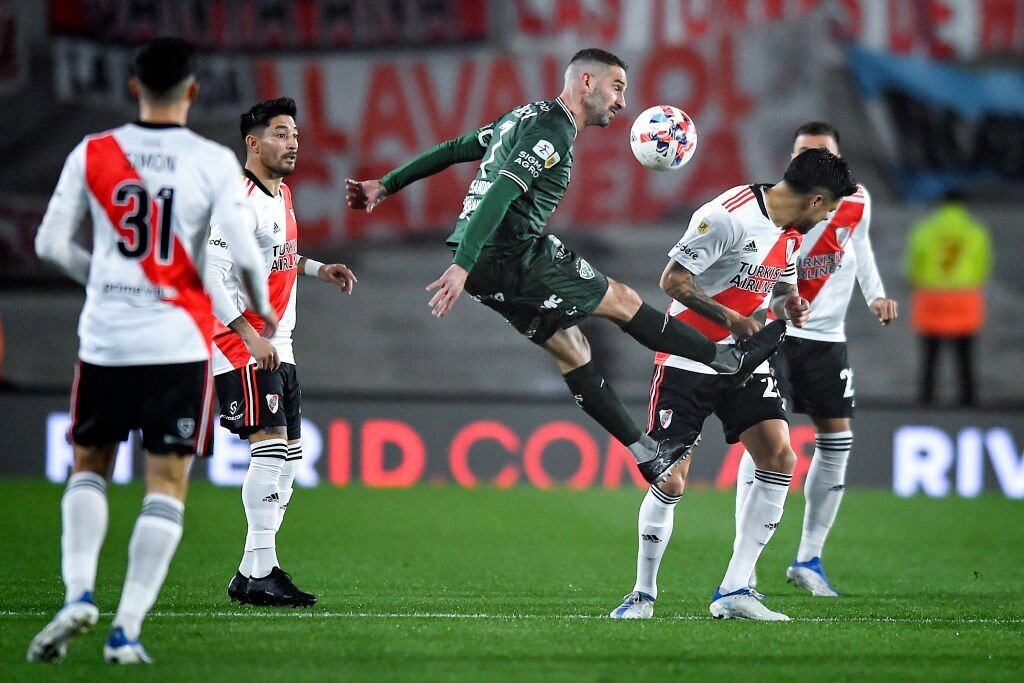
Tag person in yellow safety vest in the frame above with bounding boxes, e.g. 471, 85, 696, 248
905, 190, 993, 407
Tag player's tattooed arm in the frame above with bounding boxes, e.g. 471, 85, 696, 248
770, 281, 810, 327
660, 260, 760, 337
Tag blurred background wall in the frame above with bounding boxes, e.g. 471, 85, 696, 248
1, 0, 1022, 408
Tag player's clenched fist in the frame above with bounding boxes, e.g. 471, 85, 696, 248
784, 295, 811, 328
870, 297, 898, 326
344, 178, 388, 213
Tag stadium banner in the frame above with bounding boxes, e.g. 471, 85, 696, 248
50, 14, 827, 243
510, 0, 1024, 60
847, 46, 1024, 200
48, 0, 488, 50
3, 393, 1023, 498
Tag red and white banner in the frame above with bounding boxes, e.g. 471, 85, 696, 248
49, 0, 488, 50
53, 8, 826, 243
511, 0, 1024, 60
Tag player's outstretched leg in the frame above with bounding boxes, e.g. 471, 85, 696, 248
28, 448, 112, 664
610, 471, 685, 619
106, 453, 189, 665
548, 329, 698, 485
788, 429, 852, 597
595, 281, 786, 384
711, 420, 793, 621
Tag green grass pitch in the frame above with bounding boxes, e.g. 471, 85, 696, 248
2, 480, 1022, 680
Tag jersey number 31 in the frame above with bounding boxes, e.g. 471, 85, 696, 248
113, 182, 175, 264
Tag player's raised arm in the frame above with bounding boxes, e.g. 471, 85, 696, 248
209, 151, 276, 336
35, 140, 92, 284
660, 208, 759, 338
345, 124, 494, 213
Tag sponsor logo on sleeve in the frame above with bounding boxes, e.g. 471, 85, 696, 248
532, 140, 555, 159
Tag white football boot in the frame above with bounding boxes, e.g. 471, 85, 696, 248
609, 591, 655, 619
104, 626, 153, 664
27, 593, 100, 662
786, 557, 839, 597
709, 587, 790, 621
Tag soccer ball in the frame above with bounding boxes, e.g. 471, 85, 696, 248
629, 105, 698, 171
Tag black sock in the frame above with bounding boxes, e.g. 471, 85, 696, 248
563, 361, 642, 447
622, 303, 717, 364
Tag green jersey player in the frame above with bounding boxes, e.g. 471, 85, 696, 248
346, 49, 785, 484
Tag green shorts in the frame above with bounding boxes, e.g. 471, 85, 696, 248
463, 234, 610, 344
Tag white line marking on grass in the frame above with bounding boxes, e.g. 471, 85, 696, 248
3, 610, 1022, 625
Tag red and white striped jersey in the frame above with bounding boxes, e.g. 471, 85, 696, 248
208, 172, 299, 375
786, 184, 885, 342
658, 184, 802, 375
35, 123, 267, 367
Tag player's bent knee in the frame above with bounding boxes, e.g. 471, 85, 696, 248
144, 453, 192, 501
595, 279, 642, 323
544, 328, 592, 372
249, 426, 287, 442
72, 444, 118, 478
656, 460, 689, 496
657, 474, 686, 497
768, 447, 797, 473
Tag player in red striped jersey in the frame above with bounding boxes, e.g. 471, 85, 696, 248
609, 148, 858, 621
29, 38, 274, 664
736, 122, 898, 597
205, 98, 356, 608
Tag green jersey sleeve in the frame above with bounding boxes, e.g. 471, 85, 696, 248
451, 174, 524, 271
381, 123, 494, 194
494, 122, 572, 194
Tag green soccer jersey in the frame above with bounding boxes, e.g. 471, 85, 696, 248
446, 98, 577, 254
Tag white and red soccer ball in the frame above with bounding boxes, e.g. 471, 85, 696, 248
629, 105, 698, 171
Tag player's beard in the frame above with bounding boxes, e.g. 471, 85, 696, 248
583, 93, 613, 127
267, 157, 296, 178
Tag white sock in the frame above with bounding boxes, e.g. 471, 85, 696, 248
633, 486, 681, 599
61, 472, 108, 603
734, 451, 756, 538
720, 469, 791, 594
734, 451, 757, 585
798, 431, 852, 562
277, 442, 302, 531
239, 441, 297, 576
243, 439, 286, 578
238, 532, 254, 578
113, 493, 184, 640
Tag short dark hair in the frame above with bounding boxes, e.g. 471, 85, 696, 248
569, 48, 628, 72
133, 37, 195, 99
784, 148, 857, 199
240, 97, 298, 141
793, 121, 840, 145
